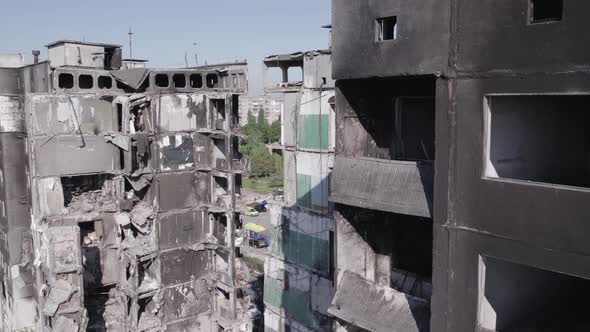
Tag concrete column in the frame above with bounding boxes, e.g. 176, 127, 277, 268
281, 65, 289, 83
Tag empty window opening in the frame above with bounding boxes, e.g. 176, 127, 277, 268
478, 257, 590, 331
211, 99, 226, 130
206, 74, 219, 88
98, 76, 112, 89
60, 175, 117, 214
213, 137, 228, 169
394, 97, 436, 161
173, 73, 186, 88
190, 74, 203, 88
116, 103, 123, 132
79, 74, 93, 89
155, 74, 169, 87
58, 73, 74, 89
485, 95, 590, 188
131, 135, 152, 172
530, 0, 563, 23
287, 66, 303, 83
213, 176, 230, 208
376, 16, 398, 41
80, 220, 102, 290
231, 95, 240, 129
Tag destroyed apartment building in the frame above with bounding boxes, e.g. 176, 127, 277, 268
329, 0, 590, 331
263, 49, 336, 332
0, 40, 256, 331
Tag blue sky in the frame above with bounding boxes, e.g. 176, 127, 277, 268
0, 0, 331, 95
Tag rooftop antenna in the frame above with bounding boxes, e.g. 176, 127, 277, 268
193, 42, 198, 66
128, 27, 134, 60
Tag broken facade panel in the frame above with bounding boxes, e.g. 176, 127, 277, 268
264, 50, 336, 331
0, 39, 253, 331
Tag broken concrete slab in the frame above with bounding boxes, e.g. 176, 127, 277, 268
43, 279, 76, 316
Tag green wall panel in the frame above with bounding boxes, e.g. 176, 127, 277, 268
298, 114, 329, 150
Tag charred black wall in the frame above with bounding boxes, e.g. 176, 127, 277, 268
331, 0, 450, 79
332, 0, 590, 331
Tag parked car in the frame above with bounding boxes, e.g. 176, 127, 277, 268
248, 231, 269, 248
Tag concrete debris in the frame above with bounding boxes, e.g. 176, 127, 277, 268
52, 316, 79, 332
43, 279, 76, 316
103, 289, 126, 331
104, 134, 130, 151
130, 201, 155, 233
125, 174, 153, 192
65, 189, 117, 214
114, 212, 131, 226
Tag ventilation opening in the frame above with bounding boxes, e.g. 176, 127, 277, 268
478, 257, 590, 331
58, 73, 74, 89
79, 74, 93, 89
190, 74, 203, 88
173, 74, 186, 88
206, 74, 219, 88
155, 74, 169, 87
485, 95, 590, 188
98, 76, 112, 89
376, 16, 398, 41
530, 0, 563, 23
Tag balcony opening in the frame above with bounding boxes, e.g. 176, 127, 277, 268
190, 74, 203, 88
58, 73, 74, 89
394, 97, 435, 161
485, 95, 590, 188
338, 77, 436, 162
172, 73, 186, 88
155, 74, 169, 87
376, 16, 398, 41
79, 74, 93, 89
478, 256, 590, 331
206, 74, 219, 88
530, 0, 563, 23
338, 205, 433, 301
98, 76, 112, 89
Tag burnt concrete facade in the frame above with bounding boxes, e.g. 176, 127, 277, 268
331, 0, 590, 331
0, 40, 254, 331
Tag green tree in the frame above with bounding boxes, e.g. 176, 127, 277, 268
249, 144, 276, 178
269, 116, 281, 143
